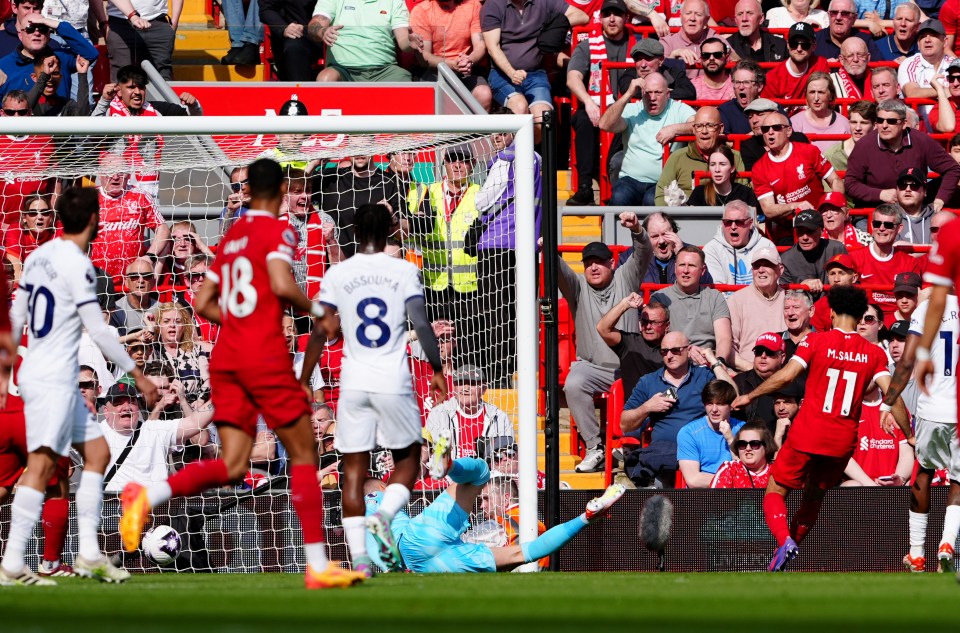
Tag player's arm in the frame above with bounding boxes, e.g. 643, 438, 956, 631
407, 295, 448, 402
193, 276, 222, 325
300, 321, 334, 395
267, 258, 321, 316
0, 285, 27, 408
874, 373, 914, 443
0, 262, 14, 370
731, 358, 804, 410
915, 284, 950, 395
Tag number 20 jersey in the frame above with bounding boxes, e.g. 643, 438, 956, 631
319, 252, 423, 395
787, 329, 890, 457
207, 210, 297, 371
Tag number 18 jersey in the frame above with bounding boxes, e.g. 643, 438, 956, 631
319, 252, 423, 395
787, 329, 890, 457
207, 210, 298, 371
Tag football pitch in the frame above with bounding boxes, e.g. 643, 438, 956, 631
1, 572, 958, 633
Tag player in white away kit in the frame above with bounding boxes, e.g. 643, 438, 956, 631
886, 294, 960, 573
0, 187, 158, 586
304, 203, 448, 576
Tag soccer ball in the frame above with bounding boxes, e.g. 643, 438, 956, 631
142, 524, 181, 567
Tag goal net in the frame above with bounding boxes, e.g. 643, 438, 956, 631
0, 114, 539, 573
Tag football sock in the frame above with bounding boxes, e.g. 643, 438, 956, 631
166, 459, 230, 500
909, 510, 928, 558
521, 515, 588, 563
763, 492, 791, 546
342, 515, 368, 559
449, 458, 491, 486
290, 464, 325, 545
303, 543, 330, 571
147, 482, 173, 507
941, 506, 960, 550
76, 470, 104, 561
790, 496, 823, 545
0, 485, 43, 574
41, 497, 70, 562
378, 483, 411, 522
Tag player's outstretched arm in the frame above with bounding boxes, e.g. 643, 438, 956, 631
299, 326, 331, 394
193, 276, 222, 324
267, 258, 316, 315
884, 332, 919, 408
731, 359, 804, 410
875, 374, 914, 444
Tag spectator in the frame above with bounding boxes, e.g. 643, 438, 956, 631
661, 0, 718, 78
119, 339, 152, 376
309, 0, 416, 83
316, 155, 399, 257
892, 274, 922, 323
780, 210, 848, 291
113, 257, 159, 337
830, 38, 873, 101
789, 72, 851, 152
857, 301, 886, 344
260, 0, 323, 82
257, 98, 319, 172
762, 23, 829, 104
410, 319, 457, 420
823, 99, 876, 172
846, 100, 960, 210
900, 19, 956, 128
728, 0, 788, 63
281, 167, 340, 299
738, 97, 811, 170
894, 167, 936, 244
850, 202, 925, 325
619, 212, 715, 286
157, 220, 214, 288
814, 0, 884, 59
480, 0, 588, 139
24, 49, 90, 116
766, 0, 830, 28
651, 245, 733, 362
219, 0, 262, 66
143, 360, 186, 421
597, 293, 668, 395
179, 254, 218, 343
818, 192, 872, 251
691, 38, 734, 99
410, 0, 491, 109
781, 289, 814, 358
719, 59, 766, 135
883, 320, 918, 412
152, 301, 211, 405
220, 165, 250, 235
687, 146, 759, 208
733, 332, 787, 428
770, 381, 802, 448
842, 398, 914, 486
0, 0, 44, 58
656, 106, 745, 206
383, 152, 417, 221
105, 0, 179, 81
620, 332, 734, 487
677, 380, 745, 487
752, 112, 843, 245
599, 72, 695, 206
317, 330, 344, 412
876, 2, 922, 61
0, 90, 53, 237
615, 38, 697, 102
3, 192, 55, 280
870, 66, 901, 102
930, 66, 960, 133
704, 200, 776, 285
728, 248, 789, 371
810, 252, 859, 331
710, 422, 777, 488
951, 132, 960, 161
558, 213, 652, 473
425, 365, 515, 459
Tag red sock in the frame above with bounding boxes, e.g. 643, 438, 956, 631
790, 496, 824, 545
41, 497, 69, 562
290, 464, 325, 545
763, 492, 791, 546
168, 459, 230, 498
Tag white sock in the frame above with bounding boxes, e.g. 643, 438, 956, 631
342, 515, 368, 559
0, 486, 44, 574
378, 484, 411, 522
76, 470, 105, 562
909, 510, 928, 559
40, 559, 59, 572
941, 506, 960, 550
303, 542, 329, 571
147, 481, 173, 507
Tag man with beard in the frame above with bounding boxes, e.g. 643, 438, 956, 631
781, 211, 848, 293
762, 23, 829, 107
690, 38, 733, 100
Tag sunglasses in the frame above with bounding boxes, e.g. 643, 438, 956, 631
876, 116, 904, 125
127, 272, 154, 280
932, 226, 942, 234
722, 218, 751, 227
186, 272, 206, 281
78, 380, 96, 390
600, 8, 624, 16
860, 314, 878, 324
754, 348, 780, 358
788, 38, 813, 50
2, 108, 28, 116
658, 345, 689, 356
760, 124, 788, 133
24, 209, 52, 217
230, 179, 249, 192
828, 9, 855, 17
701, 50, 726, 59
948, 74, 960, 84
23, 23, 50, 34
872, 219, 900, 230
641, 317, 667, 325
735, 439, 764, 450
898, 181, 923, 191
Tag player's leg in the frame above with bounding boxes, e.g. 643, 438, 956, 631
0, 447, 58, 585
905, 467, 934, 572
341, 450, 375, 569
939, 429, 960, 572
790, 482, 826, 545
38, 472, 75, 578
911, 417, 952, 571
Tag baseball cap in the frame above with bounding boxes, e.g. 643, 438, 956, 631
278, 98, 307, 116
581, 241, 613, 261
887, 320, 910, 339
750, 246, 781, 266
818, 192, 847, 210
453, 364, 485, 384
753, 332, 785, 354
825, 253, 857, 272
600, 0, 628, 13
893, 271, 922, 294
444, 145, 473, 163
744, 98, 779, 114
104, 382, 142, 404
773, 381, 802, 400
897, 167, 926, 188
948, 58, 960, 72
918, 19, 946, 36
631, 38, 665, 59
788, 22, 816, 41
794, 210, 824, 230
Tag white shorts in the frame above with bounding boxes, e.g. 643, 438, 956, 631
914, 416, 960, 480
22, 380, 101, 456
335, 389, 422, 453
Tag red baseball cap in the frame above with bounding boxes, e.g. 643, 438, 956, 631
818, 192, 847, 210
825, 253, 857, 273
753, 332, 785, 354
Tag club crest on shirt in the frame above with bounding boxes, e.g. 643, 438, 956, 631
796, 164, 805, 179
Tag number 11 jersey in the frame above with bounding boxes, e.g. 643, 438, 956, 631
787, 328, 890, 457
319, 252, 423, 395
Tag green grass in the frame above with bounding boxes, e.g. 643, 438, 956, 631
0, 572, 958, 633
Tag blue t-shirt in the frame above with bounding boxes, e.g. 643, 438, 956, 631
620, 99, 696, 185
623, 364, 715, 443
874, 33, 919, 61
676, 415, 745, 474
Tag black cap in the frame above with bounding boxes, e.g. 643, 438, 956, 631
452, 364, 485, 384
893, 271, 922, 294
794, 210, 824, 230
104, 382, 142, 404
601, 0, 627, 12
581, 241, 613, 261
888, 320, 910, 339
279, 98, 307, 116
897, 167, 926, 188
788, 22, 816, 42
443, 145, 473, 162
773, 380, 802, 400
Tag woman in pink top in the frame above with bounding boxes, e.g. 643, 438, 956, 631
789, 72, 850, 152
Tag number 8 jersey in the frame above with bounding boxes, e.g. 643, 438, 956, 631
319, 252, 424, 395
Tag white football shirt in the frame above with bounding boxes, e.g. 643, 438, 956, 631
319, 252, 423, 394
910, 295, 959, 424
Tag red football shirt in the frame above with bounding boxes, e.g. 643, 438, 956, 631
752, 142, 834, 244
319, 335, 344, 412
90, 188, 164, 279
852, 399, 906, 480
410, 355, 454, 423
207, 210, 298, 371
811, 295, 832, 332
761, 57, 831, 103
787, 329, 890, 457
456, 408, 484, 458
710, 460, 772, 488
0, 135, 53, 233
3, 226, 57, 263
943, 0, 960, 50
850, 245, 925, 326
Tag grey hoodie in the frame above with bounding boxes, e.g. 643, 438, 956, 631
703, 226, 776, 286
898, 204, 936, 245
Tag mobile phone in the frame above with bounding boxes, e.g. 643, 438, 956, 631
877, 475, 895, 482
664, 387, 678, 401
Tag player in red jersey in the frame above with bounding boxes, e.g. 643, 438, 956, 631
732, 285, 914, 571
119, 158, 364, 589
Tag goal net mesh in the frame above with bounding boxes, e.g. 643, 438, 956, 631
0, 124, 532, 573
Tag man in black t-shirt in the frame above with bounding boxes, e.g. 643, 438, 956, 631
596, 293, 667, 394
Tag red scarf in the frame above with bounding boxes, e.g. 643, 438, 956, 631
107, 96, 163, 186
833, 67, 872, 101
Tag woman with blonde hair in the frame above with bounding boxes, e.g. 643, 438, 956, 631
152, 301, 211, 404
766, 0, 829, 29
789, 72, 850, 152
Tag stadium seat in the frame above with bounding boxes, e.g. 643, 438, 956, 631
601, 378, 635, 486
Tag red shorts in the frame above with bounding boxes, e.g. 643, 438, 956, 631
0, 409, 69, 488
210, 366, 312, 437
771, 441, 850, 491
